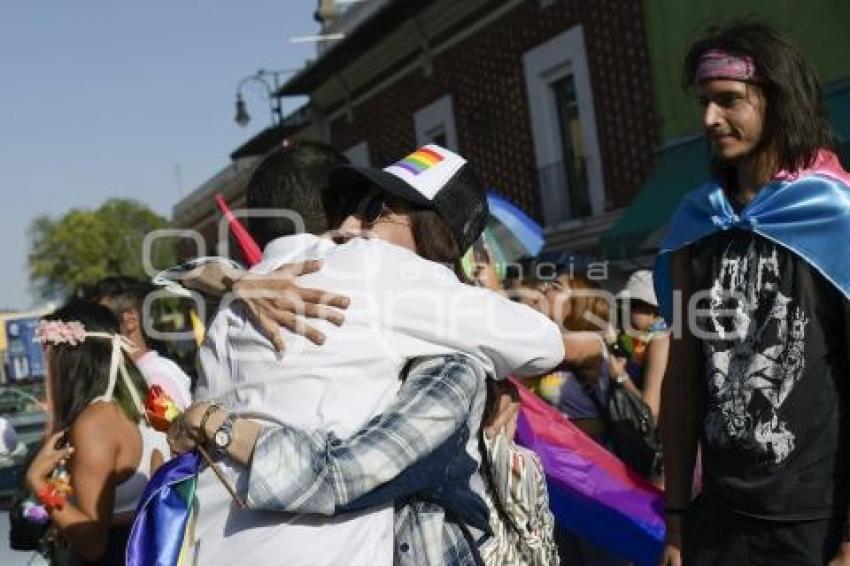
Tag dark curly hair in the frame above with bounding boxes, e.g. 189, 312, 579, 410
683, 20, 836, 176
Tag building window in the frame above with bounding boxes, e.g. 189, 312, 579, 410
550, 74, 592, 218
425, 126, 448, 148
414, 95, 458, 151
523, 26, 604, 227
343, 141, 370, 166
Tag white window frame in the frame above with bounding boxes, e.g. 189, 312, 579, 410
342, 141, 370, 166
413, 95, 458, 151
523, 25, 605, 226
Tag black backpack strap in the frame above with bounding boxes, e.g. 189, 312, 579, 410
445, 507, 487, 566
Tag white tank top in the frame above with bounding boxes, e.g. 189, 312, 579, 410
113, 423, 170, 515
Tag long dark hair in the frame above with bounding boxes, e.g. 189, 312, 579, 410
44, 300, 148, 432
409, 207, 461, 265
682, 20, 835, 176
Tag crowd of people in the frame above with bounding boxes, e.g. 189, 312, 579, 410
9, 19, 850, 566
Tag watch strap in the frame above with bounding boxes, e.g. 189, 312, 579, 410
212, 413, 237, 458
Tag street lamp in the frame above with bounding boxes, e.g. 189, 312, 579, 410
234, 93, 251, 127
233, 69, 298, 127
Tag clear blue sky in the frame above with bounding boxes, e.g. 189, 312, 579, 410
0, 1, 319, 310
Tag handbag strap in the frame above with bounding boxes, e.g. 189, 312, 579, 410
578, 346, 613, 419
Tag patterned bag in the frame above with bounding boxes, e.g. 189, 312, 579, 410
480, 432, 559, 566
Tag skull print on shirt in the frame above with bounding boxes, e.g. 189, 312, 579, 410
696, 239, 809, 465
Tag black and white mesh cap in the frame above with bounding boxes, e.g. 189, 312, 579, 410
329, 144, 489, 252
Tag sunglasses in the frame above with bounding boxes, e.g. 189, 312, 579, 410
338, 188, 387, 226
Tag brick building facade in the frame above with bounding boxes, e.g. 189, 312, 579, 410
323, 0, 657, 223
279, 0, 658, 252
173, 0, 661, 259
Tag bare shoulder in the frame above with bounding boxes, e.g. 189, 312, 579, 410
68, 402, 126, 454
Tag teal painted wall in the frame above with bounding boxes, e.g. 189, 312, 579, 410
644, 0, 850, 142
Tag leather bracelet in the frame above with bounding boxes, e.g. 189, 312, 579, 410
198, 404, 221, 443
664, 506, 689, 516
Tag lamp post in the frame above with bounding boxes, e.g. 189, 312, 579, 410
233, 69, 298, 127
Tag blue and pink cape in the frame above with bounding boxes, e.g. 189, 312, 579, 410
654, 151, 850, 320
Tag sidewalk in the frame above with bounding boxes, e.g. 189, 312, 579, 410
0, 511, 47, 566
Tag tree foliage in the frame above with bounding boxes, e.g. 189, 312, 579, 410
28, 198, 174, 300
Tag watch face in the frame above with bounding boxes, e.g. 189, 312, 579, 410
214, 429, 230, 448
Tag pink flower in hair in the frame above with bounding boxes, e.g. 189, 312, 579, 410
35, 320, 87, 346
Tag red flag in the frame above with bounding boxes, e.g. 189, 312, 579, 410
214, 193, 262, 267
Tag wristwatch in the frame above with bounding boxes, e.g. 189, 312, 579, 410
211, 413, 236, 457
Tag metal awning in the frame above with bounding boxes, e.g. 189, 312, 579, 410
599, 135, 710, 259
276, 0, 436, 96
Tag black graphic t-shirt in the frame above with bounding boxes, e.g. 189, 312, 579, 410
688, 230, 850, 520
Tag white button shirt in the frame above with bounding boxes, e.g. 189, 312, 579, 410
190, 234, 564, 566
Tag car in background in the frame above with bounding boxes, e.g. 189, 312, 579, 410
0, 386, 47, 499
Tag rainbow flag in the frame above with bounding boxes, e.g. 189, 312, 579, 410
512, 378, 665, 565
127, 451, 201, 566
392, 147, 444, 175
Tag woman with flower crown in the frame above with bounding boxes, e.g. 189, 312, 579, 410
24, 300, 170, 565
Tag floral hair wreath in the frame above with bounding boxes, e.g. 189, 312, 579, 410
35, 320, 88, 346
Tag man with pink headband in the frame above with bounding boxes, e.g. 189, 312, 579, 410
656, 22, 850, 565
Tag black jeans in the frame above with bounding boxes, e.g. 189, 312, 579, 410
684, 498, 844, 566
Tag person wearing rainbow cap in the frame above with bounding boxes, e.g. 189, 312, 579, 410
656, 22, 850, 565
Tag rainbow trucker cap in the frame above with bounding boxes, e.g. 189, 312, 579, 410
329, 144, 488, 252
